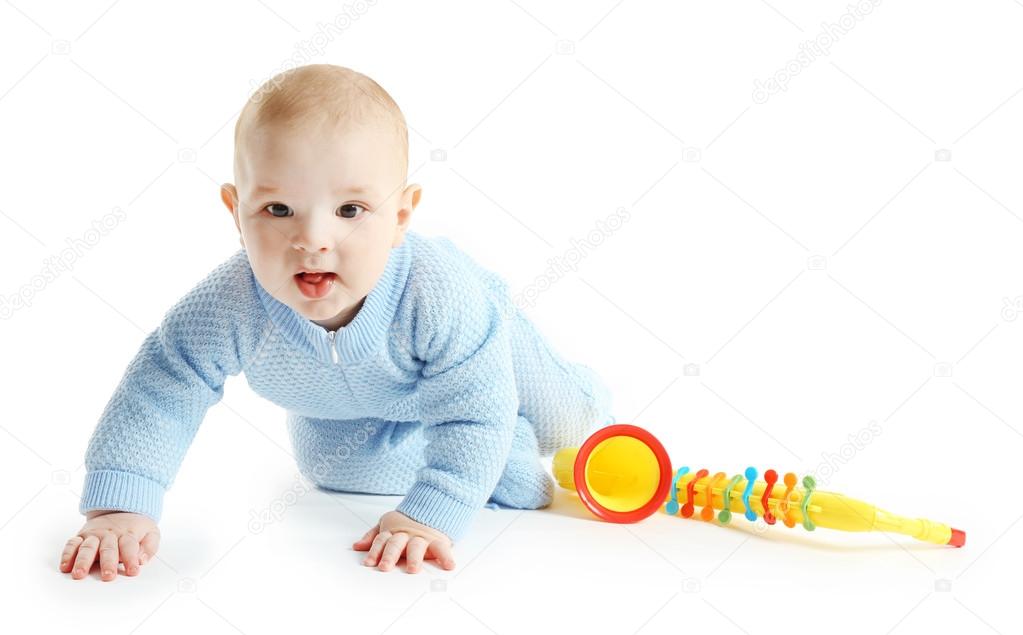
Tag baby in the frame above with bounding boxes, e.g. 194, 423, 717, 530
58, 64, 612, 579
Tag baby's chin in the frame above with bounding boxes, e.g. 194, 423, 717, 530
291, 297, 344, 318
290, 294, 364, 328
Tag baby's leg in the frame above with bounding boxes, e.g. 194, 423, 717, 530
507, 309, 615, 456
286, 413, 427, 495
288, 412, 563, 512
288, 412, 555, 510
487, 414, 556, 510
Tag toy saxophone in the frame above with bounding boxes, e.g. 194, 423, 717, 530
552, 424, 965, 547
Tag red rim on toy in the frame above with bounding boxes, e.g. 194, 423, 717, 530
572, 423, 674, 523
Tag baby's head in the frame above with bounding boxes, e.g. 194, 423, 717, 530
221, 64, 421, 330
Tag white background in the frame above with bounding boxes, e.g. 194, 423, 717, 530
1, 1, 1020, 633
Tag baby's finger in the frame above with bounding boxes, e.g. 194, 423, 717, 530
60, 536, 84, 572
118, 534, 141, 575
352, 525, 379, 551
404, 536, 428, 574
139, 530, 160, 565
71, 535, 99, 580
427, 540, 456, 570
98, 531, 119, 581
377, 533, 409, 572
362, 530, 391, 566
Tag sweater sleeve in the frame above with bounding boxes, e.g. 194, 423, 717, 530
394, 253, 519, 542
79, 251, 269, 522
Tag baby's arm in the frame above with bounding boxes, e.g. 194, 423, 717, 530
358, 258, 520, 571
360, 267, 519, 568
62, 252, 267, 580
394, 294, 518, 540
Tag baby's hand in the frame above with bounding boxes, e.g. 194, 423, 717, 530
59, 510, 161, 581
353, 510, 455, 574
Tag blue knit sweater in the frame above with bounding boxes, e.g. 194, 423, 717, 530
79, 230, 612, 541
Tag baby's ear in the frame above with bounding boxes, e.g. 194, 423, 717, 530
220, 183, 238, 214
220, 184, 243, 242
394, 183, 422, 244
405, 183, 422, 210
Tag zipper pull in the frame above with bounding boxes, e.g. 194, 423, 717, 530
327, 329, 339, 364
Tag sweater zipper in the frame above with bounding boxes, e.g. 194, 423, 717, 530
327, 329, 340, 364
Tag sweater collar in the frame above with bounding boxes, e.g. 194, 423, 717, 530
250, 237, 413, 364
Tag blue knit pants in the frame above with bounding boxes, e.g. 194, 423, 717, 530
286, 413, 557, 510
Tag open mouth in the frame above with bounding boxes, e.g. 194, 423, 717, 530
294, 271, 337, 299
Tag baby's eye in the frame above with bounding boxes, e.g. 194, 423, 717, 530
265, 203, 293, 218
337, 204, 368, 219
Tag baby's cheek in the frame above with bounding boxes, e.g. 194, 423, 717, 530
341, 250, 389, 291
248, 228, 286, 253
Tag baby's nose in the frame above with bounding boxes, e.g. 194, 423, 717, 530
292, 219, 335, 252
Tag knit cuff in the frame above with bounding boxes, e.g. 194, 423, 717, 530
395, 481, 478, 543
79, 470, 165, 523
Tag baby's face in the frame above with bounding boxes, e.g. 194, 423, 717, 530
222, 120, 419, 330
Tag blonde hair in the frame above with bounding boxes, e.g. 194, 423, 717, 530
234, 64, 408, 180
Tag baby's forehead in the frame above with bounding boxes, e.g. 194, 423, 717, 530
243, 115, 385, 146
238, 118, 403, 168
234, 120, 407, 199
238, 100, 395, 150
